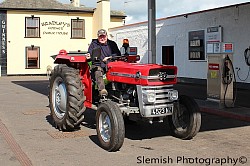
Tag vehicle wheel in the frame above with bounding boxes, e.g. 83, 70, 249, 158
96, 100, 125, 152
49, 64, 86, 131
168, 95, 201, 139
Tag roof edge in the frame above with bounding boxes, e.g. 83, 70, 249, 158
0, 7, 94, 13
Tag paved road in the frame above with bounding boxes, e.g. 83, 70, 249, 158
0, 76, 249, 166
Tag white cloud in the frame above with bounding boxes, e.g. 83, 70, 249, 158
125, 15, 147, 24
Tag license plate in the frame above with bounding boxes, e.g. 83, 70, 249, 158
151, 107, 172, 115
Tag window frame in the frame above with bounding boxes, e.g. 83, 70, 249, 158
25, 17, 40, 38
25, 46, 40, 69
71, 19, 85, 39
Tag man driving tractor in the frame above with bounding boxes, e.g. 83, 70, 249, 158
86, 29, 121, 97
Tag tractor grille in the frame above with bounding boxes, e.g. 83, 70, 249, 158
137, 85, 175, 117
148, 68, 176, 82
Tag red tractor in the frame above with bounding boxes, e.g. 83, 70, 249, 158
49, 49, 201, 152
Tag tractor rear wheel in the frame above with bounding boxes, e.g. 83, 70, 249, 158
49, 64, 86, 131
168, 95, 201, 139
96, 100, 125, 152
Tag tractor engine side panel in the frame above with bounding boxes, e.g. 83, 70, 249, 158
107, 61, 177, 86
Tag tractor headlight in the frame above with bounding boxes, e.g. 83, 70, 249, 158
142, 90, 156, 103
147, 92, 156, 103
169, 90, 178, 101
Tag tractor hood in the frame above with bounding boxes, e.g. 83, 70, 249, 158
107, 61, 177, 86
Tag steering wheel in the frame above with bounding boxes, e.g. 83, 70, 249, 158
110, 55, 128, 62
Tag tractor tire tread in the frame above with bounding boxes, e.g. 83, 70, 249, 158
49, 64, 86, 131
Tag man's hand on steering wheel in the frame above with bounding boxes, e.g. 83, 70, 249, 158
85, 53, 91, 59
103, 56, 112, 62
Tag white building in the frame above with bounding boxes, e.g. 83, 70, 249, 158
110, 2, 250, 88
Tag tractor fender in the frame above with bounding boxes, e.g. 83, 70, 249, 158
54, 49, 88, 64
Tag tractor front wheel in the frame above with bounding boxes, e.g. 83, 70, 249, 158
168, 95, 201, 139
49, 64, 86, 131
96, 100, 125, 152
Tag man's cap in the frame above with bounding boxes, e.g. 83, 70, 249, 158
97, 29, 107, 37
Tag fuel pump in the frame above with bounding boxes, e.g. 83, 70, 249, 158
222, 54, 237, 107
222, 55, 233, 84
207, 42, 235, 108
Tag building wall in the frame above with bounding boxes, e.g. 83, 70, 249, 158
4, 2, 124, 76
6, 11, 93, 75
110, 17, 124, 29
109, 3, 250, 85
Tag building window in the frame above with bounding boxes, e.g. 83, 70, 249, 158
71, 19, 85, 38
25, 17, 40, 38
26, 46, 40, 69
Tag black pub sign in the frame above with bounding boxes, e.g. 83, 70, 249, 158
0, 10, 7, 75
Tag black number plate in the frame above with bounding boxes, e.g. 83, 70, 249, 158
151, 107, 173, 115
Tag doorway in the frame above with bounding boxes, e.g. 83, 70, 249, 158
162, 46, 174, 65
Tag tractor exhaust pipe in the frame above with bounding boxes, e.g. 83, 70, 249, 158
148, 0, 156, 64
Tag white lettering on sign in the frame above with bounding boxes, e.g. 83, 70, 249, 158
190, 52, 201, 59
1, 20, 6, 54
190, 40, 201, 47
208, 63, 219, 70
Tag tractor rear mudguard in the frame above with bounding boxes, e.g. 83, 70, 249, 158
53, 49, 88, 64
52, 50, 93, 109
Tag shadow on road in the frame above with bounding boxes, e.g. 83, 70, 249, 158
124, 113, 250, 140
46, 114, 56, 129
79, 111, 250, 141
12, 80, 49, 96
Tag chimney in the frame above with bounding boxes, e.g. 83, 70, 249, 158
93, 0, 111, 37
70, 0, 80, 7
